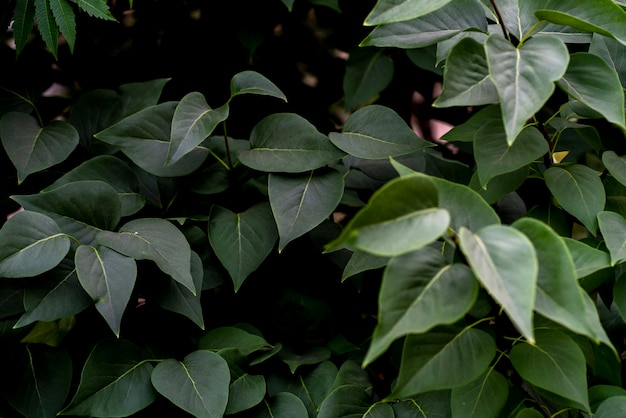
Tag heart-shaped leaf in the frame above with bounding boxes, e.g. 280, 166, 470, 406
151, 350, 230, 418
253, 392, 308, 418
329, 105, 432, 158
208, 203, 278, 291
96, 218, 194, 294
510, 329, 590, 412
485, 35, 569, 144
458, 225, 537, 343
75, 245, 137, 336
0, 112, 79, 183
61, 339, 157, 416
230, 70, 287, 101
364, 245, 478, 366
239, 113, 344, 173
269, 169, 344, 252
0, 210, 69, 278
343, 49, 394, 110
364, 0, 453, 26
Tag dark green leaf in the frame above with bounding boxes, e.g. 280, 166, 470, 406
595, 396, 626, 417
319, 385, 392, 418
598, 211, 626, 265
12, 0, 35, 57
450, 370, 508, 418
613, 273, 626, 325
34, 0, 58, 58
342, 250, 389, 281
199, 326, 271, 355
50, 0, 75, 51
343, 48, 394, 110
0, 112, 79, 183
20, 316, 75, 346
469, 167, 529, 205
253, 392, 308, 418
69, 0, 115, 20
151, 350, 230, 418
230, 70, 287, 101
226, 374, 266, 414
364, 0, 453, 26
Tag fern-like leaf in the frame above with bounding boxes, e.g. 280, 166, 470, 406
50, 0, 76, 52
69, 0, 114, 20
34, 0, 58, 59
12, 0, 35, 57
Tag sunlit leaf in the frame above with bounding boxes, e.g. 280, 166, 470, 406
70, 0, 115, 20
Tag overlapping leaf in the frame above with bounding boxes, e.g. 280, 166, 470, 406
230, 70, 287, 101
451, 370, 508, 418
364, 0, 453, 26
343, 48, 394, 110
253, 392, 308, 418
318, 385, 391, 418
598, 211, 626, 265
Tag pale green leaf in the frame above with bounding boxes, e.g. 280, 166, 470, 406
96, 218, 195, 294
151, 350, 230, 418
603, 151, 626, 187
485, 35, 569, 144
343, 48, 394, 110
342, 250, 389, 281
364, 245, 478, 366
269, 169, 344, 252
590, 33, 626, 86
0, 112, 79, 184
279, 346, 331, 374
319, 385, 392, 418
208, 203, 278, 291
61, 339, 157, 416
75, 245, 137, 336
563, 237, 611, 279
0, 210, 69, 278
364, 0, 453, 26
230, 70, 287, 102
226, 374, 266, 415
510, 329, 590, 412
390, 326, 496, 398
544, 164, 605, 235
329, 105, 432, 158
458, 225, 537, 342
450, 370, 508, 418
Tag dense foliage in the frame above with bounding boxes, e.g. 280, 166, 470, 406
2, 0, 626, 417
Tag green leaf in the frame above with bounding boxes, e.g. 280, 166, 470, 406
563, 237, 611, 279
75, 245, 137, 336
510, 329, 590, 412
557, 53, 625, 129
343, 48, 394, 110
239, 113, 344, 173
168, 92, 229, 165
469, 167, 529, 205
544, 164, 605, 235
69, 0, 114, 20
474, 124, 548, 187
513, 218, 596, 339
342, 250, 389, 281
199, 326, 271, 355
598, 211, 626, 265
318, 385, 392, 418
458, 225, 537, 343
95, 102, 209, 177
595, 396, 626, 418
590, 33, 626, 86
0, 210, 69, 278
390, 326, 496, 399
151, 350, 230, 418
254, 392, 308, 418
97, 218, 195, 294
614, 273, 626, 326
364, 0, 453, 26
208, 203, 278, 291
440, 104, 501, 143
328, 105, 432, 158
230, 70, 287, 102
5, 346, 72, 418
61, 339, 157, 416
20, 316, 75, 346
361, 0, 487, 48
50, 0, 75, 52
279, 346, 332, 374
325, 174, 449, 256
34, 0, 58, 58
533, 0, 626, 46
226, 374, 266, 414
364, 246, 478, 366
269, 169, 344, 252
603, 151, 626, 187
450, 370, 508, 418
12, 0, 35, 57
0, 112, 79, 184
434, 37, 498, 107
156, 251, 205, 329
485, 35, 569, 144
513, 408, 544, 418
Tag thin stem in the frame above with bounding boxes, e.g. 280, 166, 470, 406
489, 0, 510, 41
538, 122, 555, 168
222, 121, 234, 169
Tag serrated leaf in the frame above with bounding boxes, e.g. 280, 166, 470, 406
0, 112, 79, 183
557, 53, 625, 129
50, 0, 75, 51
208, 203, 277, 291
151, 350, 230, 418
75, 245, 137, 336
544, 164, 605, 235
362, 0, 487, 48
391, 326, 496, 399
598, 211, 626, 265
325, 174, 449, 256
0, 210, 69, 278
269, 169, 344, 252
97, 218, 195, 294
329, 105, 432, 158
239, 113, 344, 173
34, 0, 58, 58
168, 92, 229, 165
61, 339, 157, 416
230, 70, 287, 101
590, 33, 626, 86
343, 48, 394, 110
510, 329, 590, 412
364, 0, 453, 26
12, 0, 35, 57
485, 34, 569, 144
450, 370, 508, 418
364, 246, 478, 366
458, 225, 537, 342
69, 0, 114, 20
254, 392, 308, 418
